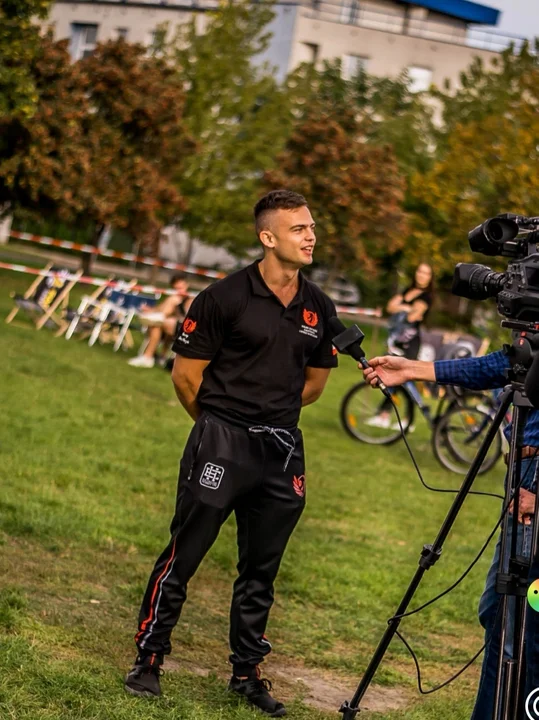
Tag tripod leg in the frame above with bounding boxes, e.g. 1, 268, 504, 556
340, 389, 513, 719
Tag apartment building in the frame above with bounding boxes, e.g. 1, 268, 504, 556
49, 0, 524, 89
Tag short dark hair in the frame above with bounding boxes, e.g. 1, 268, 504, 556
254, 189, 308, 236
170, 273, 187, 287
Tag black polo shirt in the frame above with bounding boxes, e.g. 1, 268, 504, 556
172, 261, 338, 428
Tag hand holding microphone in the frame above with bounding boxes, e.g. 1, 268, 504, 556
363, 356, 421, 388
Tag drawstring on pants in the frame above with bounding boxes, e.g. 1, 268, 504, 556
248, 426, 295, 471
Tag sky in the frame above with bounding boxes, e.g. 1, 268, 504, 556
489, 0, 539, 40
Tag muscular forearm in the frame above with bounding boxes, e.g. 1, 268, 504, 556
301, 382, 324, 407
174, 384, 201, 422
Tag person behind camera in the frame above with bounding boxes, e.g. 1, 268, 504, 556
366, 263, 434, 429
363, 350, 539, 720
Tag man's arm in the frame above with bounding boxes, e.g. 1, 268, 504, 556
363, 350, 510, 391
363, 356, 435, 387
302, 367, 332, 406
171, 356, 211, 421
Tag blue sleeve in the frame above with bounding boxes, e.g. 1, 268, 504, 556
434, 350, 509, 390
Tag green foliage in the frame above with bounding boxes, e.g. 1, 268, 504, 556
169, 2, 293, 254
0, 35, 194, 267
406, 47, 539, 277
291, 60, 436, 179
0, 0, 51, 119
265, 102, 406, 279
434, 40, 539, 145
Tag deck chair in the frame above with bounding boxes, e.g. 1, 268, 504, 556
87, 287, 158, 351
5, 264, 82, 332
111, 292, 160, 352
64, 277, 134, 340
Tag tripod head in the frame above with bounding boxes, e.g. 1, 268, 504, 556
501, 320, 539, 405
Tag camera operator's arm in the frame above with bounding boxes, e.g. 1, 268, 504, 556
364, 350, 510, 391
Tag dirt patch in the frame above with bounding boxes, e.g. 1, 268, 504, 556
165, 655, 409, 714
271, 662, 408, 714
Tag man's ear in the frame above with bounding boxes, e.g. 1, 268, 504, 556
259, 230, 275, 250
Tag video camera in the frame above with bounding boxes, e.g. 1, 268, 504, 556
452, 213, 539, 321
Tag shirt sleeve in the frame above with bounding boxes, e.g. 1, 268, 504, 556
307, 301, 339, 369
434, 350, 509, 390
172, 290, 225, 360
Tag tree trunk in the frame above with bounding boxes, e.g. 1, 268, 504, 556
82, 222, 104, 275
0, 210, 13, 245
182, 233, 195, 265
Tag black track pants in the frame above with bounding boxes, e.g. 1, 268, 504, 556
135, 412, 306, 669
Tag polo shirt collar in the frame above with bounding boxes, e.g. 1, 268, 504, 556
247, 261, 305, 303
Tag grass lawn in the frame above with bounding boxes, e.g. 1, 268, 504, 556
0, 268, 504, 719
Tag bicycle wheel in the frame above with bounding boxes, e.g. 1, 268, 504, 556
432, 405, 502, 474
340, 382, 414, 445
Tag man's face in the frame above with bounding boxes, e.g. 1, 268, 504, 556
260, 206, 316, 268
173, 279, 188, 296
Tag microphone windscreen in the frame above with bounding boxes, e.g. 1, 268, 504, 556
329, 316, 346, 337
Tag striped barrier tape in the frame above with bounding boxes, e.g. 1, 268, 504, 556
9, 230, 227, 280
0, 262, 193, 298
0, 261, 383, 318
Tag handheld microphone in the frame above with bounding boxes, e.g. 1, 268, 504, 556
328, 317, 391, 398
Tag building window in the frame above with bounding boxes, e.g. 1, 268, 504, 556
342, 54, 368, 80
302, 42, 319, 64
70, 23, 98, 60
115, 27, 129, 40
407, 66, 433, 93
340, 0, 360, 25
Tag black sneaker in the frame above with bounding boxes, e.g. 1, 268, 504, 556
229, 674, 286, 717
124, 654, 163, 698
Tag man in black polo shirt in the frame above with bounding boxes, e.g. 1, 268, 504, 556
125, 190, 338, 716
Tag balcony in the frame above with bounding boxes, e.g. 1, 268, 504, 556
300, 0, 527, 53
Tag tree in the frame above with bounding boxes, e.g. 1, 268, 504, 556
0, 0, 51, 119
0, 35, 194, 272
79, 40, 194, 269
168, 2, 293, 257
0, 34, 90, 222
407, 66, 539, 276
433, 40, 539, 147
290, 60, 436, 179
265, 107, 406, 280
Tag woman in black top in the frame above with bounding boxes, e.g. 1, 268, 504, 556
386, 262, 433, 360
366, 263, 433, 429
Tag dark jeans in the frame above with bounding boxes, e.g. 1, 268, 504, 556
470, 457, 539, 720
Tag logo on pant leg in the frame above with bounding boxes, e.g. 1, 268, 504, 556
200, 462, 225, 490
293, 474, 305, 498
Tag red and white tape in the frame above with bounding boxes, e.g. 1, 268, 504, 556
9, 230, 227, 280
0, 261, 383, 318
0, 262, 193, 297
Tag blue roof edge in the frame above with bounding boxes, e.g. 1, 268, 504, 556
400, 0, 500, 25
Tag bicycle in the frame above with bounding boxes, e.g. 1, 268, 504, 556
340, 380, 504, 474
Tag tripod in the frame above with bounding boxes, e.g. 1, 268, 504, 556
340, 329, 539, 720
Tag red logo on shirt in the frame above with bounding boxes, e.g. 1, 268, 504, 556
332, 346, 338, 356
303, 309, 318, 327
183, 318, 197, 334
293, 474, 305, 498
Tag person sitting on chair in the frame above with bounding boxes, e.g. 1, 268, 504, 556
128, 274, 192, 369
